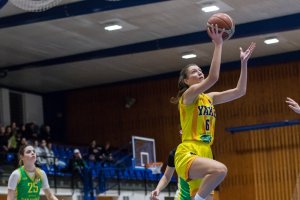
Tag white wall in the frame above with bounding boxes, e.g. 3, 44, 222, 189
23, 92, 44, 126
0, 88, 44, 126
0, 88, 10, 125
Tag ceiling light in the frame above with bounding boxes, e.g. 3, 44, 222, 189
104, 24, 123, 31
201, 5, 220, 13
182, 53, 197, 59
100, 19, 138, 32
264, 37, 279, 44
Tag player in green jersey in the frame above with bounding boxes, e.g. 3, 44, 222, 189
7, 144, 59, 200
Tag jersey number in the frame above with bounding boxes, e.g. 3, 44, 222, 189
205, 119, 210, 131
28, 183, 38, 193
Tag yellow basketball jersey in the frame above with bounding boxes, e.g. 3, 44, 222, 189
179, 93, 216, 145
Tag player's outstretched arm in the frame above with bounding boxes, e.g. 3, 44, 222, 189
150, 166, 175, 200
208, 42, 256, 105
183, 25, 225, 105
286, 97, 300, 114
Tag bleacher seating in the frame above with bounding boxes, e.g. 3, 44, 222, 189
0, 143, 177, 196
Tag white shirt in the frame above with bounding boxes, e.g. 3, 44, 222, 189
7, 168, 50, 190
35, 146, 48, 165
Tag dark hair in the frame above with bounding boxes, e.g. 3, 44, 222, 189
18, 144, 41, 182
170, 64, 198, 104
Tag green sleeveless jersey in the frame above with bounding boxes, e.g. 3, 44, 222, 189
16, 166, 42, 200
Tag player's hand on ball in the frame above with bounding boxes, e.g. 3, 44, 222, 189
207, 24, 224, 45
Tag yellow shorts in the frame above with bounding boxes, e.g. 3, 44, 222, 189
175, 140, 213, 196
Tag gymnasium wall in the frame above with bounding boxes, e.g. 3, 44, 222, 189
0, 88, 44, 126
57, 60, 300, 200
0, 88, 10, 125
63, 76, 181, 162
213, 61, 300, 200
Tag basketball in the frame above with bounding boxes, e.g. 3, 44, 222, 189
207, 13, 235, 40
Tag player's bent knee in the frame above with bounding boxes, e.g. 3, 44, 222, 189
214, 163, 227, 178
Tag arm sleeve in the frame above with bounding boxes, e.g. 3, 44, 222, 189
7, 170, 20, 190
40, 170, 50, 189
167, 148, 176, 168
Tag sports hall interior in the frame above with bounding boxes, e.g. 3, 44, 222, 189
0, 1, 300, 200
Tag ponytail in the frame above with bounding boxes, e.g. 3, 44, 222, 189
34, 169, 41, 182
170, 64, 196, 104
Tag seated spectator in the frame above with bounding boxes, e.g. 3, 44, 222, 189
46, 142, 66, 169
34, 140, 47, 166
46, 142, 55, 165
18, 124, 27, 138
0, 125, 8, 173
100, 153, 114, 167
107, 153, 114, 164
17, 137, 28, 150
39, 124, 52, 142
15, 132, 22, 150
88, 140, 100, 162
101, 141, 114, 166
25, 122, 39, 142
103, 142, 112, 156
10, 122, 18, 134
7, 126, 18, 153
0, 125, 8, 152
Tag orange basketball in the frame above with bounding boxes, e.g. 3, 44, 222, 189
207, 13, 235, 40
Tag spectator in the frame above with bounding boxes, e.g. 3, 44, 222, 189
0, 125, 8, 152
46, 142, 66, 169
68, 149, 87, 176
101, 141, 114, 165
103, 142, 112, 155
107, 153, 114, 165
34, 140, 47, 166
39, 140, 49, 165
45, 142, 55, 166
25, 122, 39, 142
88, 140, 99, 162
68, 149, 93, 200
32, 139, 39, 150
10, 122, 18, 134
0, 125, 8, 173
15, 132, 22, 150
7, 126, 18, 153
19, 124, 27, 138
39, 125, 52, 142
17, 137, 28, 151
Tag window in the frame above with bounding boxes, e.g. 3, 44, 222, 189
9, 92, 24, 125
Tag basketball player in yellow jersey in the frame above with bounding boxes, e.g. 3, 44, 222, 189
7, 144, 59, 200
171, 24, 256, 200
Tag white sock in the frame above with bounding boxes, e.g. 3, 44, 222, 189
194, 194, 205, 200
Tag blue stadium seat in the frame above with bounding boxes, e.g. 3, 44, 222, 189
6, 153, 15, 163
